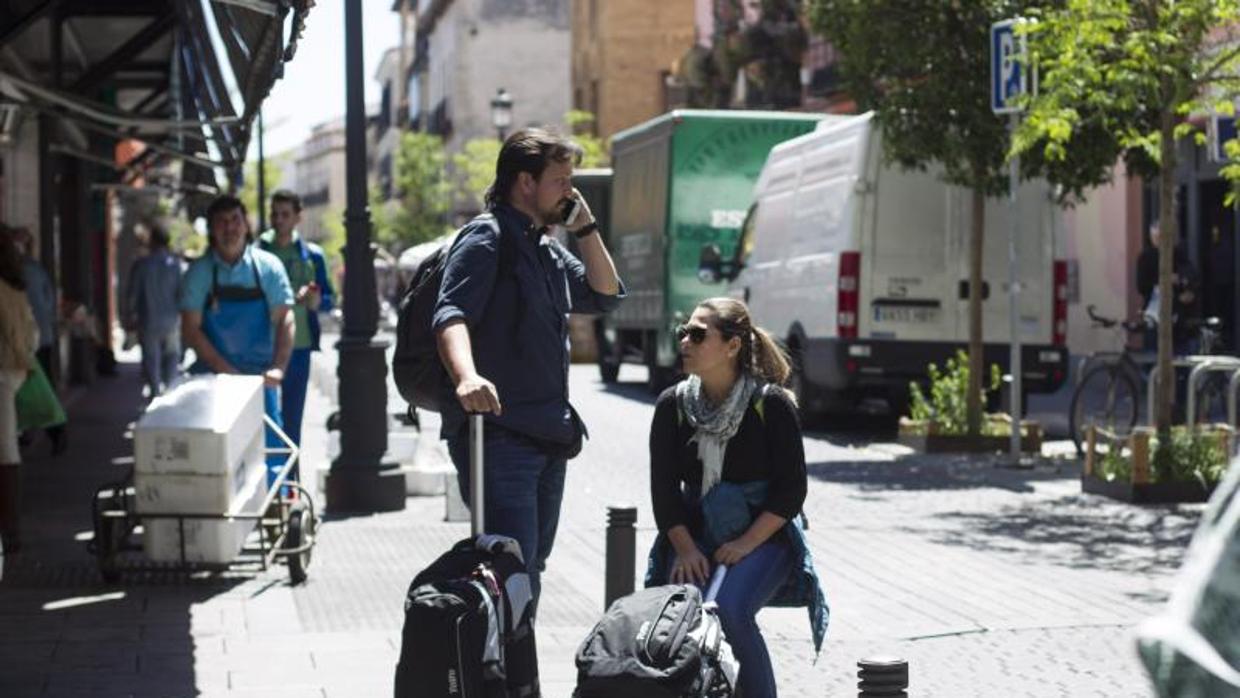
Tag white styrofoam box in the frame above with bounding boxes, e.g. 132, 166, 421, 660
142, 461, 269, 564
134, 426, 264, 515
134, 374, 265, 477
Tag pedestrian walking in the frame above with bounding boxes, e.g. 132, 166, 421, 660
433, 127, 624, 606
180, 195, 295, 486
125, 222, 184, 400
0, 228, 38, 553
1136, 218, 1200, 354
11, 226, 65, 455
257, 189, 334, 457
645, 297, 829, 698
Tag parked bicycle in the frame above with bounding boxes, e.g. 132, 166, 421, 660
1069, 305, 1228, 455
1069, 306, 1150, 455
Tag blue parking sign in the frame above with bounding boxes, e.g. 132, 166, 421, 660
991, 19, 1033, 114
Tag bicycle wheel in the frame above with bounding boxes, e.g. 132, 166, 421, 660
1070, 364, 1140, 455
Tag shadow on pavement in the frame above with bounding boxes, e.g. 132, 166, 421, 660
927, 494, 1200, 576
805, 454, 1075, 494
0, 361, 249, 697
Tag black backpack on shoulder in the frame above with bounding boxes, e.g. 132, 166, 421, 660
392, 215, 512, 412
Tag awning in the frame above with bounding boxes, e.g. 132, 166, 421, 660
0, 0, 314, 204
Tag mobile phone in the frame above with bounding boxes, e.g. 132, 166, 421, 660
558, 197, 582, 226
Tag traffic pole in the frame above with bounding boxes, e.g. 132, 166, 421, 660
1008, 111, 1023, 461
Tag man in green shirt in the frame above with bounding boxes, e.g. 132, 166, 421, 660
258, 190, 335, 455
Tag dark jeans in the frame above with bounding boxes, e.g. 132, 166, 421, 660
670, 535, 795, 698
447, 423, 567, 608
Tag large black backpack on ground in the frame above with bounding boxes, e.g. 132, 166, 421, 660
394, 416, 540, 698
392, 215, 508, 412
574, 573, 736, 698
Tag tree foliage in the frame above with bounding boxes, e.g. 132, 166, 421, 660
1016, 0, 1240, 433
237, 154, 286, 230
808, 0, 1042, 435
377, 131, 453, 251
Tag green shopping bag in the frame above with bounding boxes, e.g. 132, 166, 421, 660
15, 361, 66, 432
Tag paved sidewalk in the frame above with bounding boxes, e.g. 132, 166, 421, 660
0, 348, 1203, 697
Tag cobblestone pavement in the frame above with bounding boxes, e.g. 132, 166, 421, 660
0, 346, 1204, 697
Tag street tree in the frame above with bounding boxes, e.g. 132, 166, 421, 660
1015, 0, 1240, 435
238, 154, 286, 230
808, 0, 1040, 436
380, 131, 453, 251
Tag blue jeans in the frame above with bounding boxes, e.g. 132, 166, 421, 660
448, 424, 567, 608
140, 326, 181, 398
281, 348, 312, 449
672, 535, 795, 698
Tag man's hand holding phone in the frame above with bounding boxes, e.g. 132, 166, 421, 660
561, 188, 595, 234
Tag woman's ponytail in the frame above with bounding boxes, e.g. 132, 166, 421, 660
750, 326, 792, 387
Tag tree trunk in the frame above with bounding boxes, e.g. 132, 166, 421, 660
967, 187, 986, 436
1155, 106, 1177, 437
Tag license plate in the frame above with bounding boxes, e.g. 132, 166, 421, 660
874, 305, 941, 324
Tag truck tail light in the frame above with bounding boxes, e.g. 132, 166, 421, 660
838, 251, 860, 339
1053, 260, 1068, 346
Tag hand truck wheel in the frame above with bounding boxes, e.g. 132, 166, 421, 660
284, 504, 313, 585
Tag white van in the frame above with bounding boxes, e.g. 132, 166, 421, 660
708, 111, 1069, 414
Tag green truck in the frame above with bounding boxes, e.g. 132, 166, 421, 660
600, 110, 824, 390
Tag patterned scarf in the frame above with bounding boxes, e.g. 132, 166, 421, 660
675, 372, 761, 496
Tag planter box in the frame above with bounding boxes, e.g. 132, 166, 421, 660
1079, 473, 1214, 504
897, 417, 1043, 454
1082, 425, 1228, 504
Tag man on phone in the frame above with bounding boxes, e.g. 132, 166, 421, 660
258, 190, 335, 457
433, 128, 624, 605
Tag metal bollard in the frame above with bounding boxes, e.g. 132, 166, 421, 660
858, 656, 908, 698
604, 505, 637, 610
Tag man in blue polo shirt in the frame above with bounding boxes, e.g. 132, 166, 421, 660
434, 128, 624, 605
180, 195, 295, 486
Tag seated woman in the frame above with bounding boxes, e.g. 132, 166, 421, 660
646, 297, 828, 698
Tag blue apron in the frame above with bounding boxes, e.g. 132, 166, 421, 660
193, 257, 287, 485
197, 262, 274, 374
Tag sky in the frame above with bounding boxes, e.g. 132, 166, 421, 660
249, 0, 401, 159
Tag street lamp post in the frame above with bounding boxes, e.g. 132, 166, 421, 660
490, 87, 513, 142
325, 0, 406, 513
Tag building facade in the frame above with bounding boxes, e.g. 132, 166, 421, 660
293, 118, 348, 243
570, 0, 694, 139
410, 0, 572, 155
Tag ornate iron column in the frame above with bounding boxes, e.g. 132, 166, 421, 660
325, 0, 405, 513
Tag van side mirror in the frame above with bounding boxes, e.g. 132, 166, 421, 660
698, 244, 737, 284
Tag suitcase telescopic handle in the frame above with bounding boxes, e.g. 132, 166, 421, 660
470, 413, 485, 537
705, 565, 727, 604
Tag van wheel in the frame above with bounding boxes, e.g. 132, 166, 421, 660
787, 341, 813, 419
599, 360, 620, 384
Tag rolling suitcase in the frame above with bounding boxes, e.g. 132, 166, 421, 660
394, 415, 540, 698
573, 566, 737, 697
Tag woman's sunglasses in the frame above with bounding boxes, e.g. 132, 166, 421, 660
676, 324, 709, 344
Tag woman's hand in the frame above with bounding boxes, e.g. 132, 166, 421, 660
670, 546, 711, 586
714, 536, 759, 566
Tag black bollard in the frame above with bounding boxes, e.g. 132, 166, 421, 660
604, 506, 638, 610
858, 656, 908, 697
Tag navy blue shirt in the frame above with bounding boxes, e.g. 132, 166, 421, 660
432, 204, 624, 445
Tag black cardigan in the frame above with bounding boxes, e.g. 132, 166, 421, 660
649, 384, 808, 535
